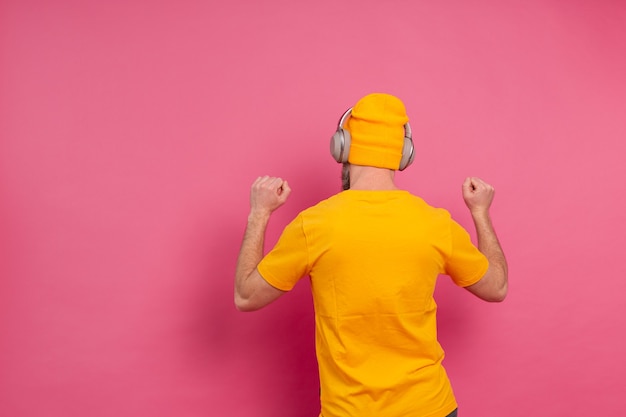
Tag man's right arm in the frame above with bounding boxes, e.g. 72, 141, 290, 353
462, 177, 508, 302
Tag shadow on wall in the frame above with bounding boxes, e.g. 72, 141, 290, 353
177, 171, 333, 416
435, 278, 479, 347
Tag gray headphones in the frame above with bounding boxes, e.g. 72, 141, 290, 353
330, 107, 415, 171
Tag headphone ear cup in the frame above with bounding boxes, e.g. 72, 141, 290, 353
330, 130, 343, 162
398, 136, 415, 171
330, 129, 351, 163
341, 129, 351, 163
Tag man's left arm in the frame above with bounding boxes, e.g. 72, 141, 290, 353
234, 176, 290, 312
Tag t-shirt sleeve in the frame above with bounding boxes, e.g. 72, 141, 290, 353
444, 219, 489, 287
257, 214, 310, 292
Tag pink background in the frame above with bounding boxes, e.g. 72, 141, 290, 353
1, 0, 625, 416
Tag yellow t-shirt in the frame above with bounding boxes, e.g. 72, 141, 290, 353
258, 190, 488, 417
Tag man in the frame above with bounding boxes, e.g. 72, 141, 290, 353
235, 93, 508, 417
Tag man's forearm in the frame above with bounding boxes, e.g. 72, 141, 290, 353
472, 210, 508, 290
235, 211, 270, 300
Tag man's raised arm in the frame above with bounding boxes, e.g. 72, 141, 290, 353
462, 177, 509, 302
234, 176, 290, 311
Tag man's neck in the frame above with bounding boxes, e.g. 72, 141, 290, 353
348, 164, 398, 190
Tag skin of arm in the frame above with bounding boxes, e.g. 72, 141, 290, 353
462, 177, 509, 302
234, 176, 291, 312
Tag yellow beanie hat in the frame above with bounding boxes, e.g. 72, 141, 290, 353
346, 93, 409, 170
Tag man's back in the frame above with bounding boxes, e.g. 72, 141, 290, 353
258, 190, 488, 417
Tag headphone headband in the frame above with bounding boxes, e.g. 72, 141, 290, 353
337, 107, 353, 130
338, 107, 412, 140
